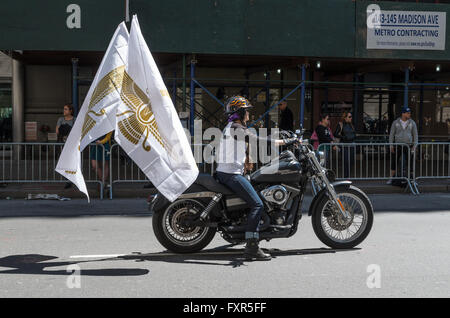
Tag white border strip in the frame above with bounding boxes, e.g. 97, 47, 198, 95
70, 254, 127, 259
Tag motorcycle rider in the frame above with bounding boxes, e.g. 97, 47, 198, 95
216, 96, 297, 261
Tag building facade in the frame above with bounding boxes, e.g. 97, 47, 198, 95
1, 0, 450, 143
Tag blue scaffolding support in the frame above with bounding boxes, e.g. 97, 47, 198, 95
71, 58, 79, 116
404, 67, 409, 108
190, 60, 196, 136
299, 64, 306, 128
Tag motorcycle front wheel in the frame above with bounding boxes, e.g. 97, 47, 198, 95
152, 199, 216, 253
311, 185, 373, 249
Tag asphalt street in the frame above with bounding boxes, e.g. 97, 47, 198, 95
0, 193, 449, 297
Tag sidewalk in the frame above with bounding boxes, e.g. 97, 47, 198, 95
0, 193, 449, 217
0, 178, 449, 200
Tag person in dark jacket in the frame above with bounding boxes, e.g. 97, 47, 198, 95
315, 114, 334, 145
279, 101, 294, 131
56, 104, 76, 142
314, 114, 336, 168
334, 111, 356, 178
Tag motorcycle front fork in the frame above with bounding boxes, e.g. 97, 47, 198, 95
308, 154, 350, 220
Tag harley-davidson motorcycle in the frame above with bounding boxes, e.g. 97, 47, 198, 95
148, 130, 373, 253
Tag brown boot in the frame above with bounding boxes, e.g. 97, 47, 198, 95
244, 238, 271, 261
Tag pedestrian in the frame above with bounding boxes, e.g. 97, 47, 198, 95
91, 132, 113, 189
334, 111, 356, 178
310, 114, 336, 169
278, 101, 294, 132
312, 114, 335, 148
387, 106, 418, 185
56, 104, 76, 142
56, 104, 76, 189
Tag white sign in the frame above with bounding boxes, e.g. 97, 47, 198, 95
367, 5, 446, 50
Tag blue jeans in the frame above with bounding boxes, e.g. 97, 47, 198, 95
216, 171, 264, 233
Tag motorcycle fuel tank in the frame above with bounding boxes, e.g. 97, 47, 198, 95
250, 157, 302, 184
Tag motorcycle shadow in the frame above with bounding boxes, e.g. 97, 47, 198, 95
0, 254, 149, 276
119, 245, 360, 268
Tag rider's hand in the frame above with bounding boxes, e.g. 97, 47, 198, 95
244, 162, 254, 174
244, 156, 254, 174
283, 137, 297, 146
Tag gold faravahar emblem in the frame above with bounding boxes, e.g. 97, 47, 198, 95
80, 65, 167, 153
116, 71, 164, 152
80, 66, 125, 141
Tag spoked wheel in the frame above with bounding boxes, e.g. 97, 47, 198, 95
312, 186, 373, 249
152, 199, 216, 253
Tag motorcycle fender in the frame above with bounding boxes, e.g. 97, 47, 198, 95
148, 193, 170, 214
308, 181, 352, 217
148, 184, 211, 214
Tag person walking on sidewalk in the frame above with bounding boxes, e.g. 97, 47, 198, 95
334, 111, 356, 178
56, 104, 76, 142
278, 100, 294, 132
387, 106, 418, 185
91, 132, 113, 190
56, 103, 76, 189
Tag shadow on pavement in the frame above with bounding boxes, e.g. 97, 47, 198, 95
0, 247, 359, 274
118, 246, 360, 268
0, 254, 149, 276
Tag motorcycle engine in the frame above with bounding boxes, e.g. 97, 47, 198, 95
261, 185, 289, 206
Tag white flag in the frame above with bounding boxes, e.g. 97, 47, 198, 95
56, 22, 129, 201
56, 17, 198, 202
115, 15, 198, 201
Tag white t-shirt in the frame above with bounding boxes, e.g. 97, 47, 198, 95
400, 119, 408, 129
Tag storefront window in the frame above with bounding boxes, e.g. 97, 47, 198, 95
362, 88, 389, 135
0, 83, 12, 142
435, 88, 450, 136
409, 87, 450, 137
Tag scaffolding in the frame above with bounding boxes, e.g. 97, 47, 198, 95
70, 58, 450, 141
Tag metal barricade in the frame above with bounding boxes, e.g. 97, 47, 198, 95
6, 141, 445, 199
108, 143, 215, 199
413, 142, 450, 194
318, 142, 417, 194
0, 142, 106, 199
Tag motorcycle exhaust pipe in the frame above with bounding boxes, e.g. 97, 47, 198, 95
225, 229, 291, 240
222, 212, 271, 232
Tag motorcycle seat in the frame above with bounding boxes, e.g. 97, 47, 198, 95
195, 173, 234, 195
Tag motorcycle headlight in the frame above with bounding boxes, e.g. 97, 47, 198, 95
316, 151, 325, 167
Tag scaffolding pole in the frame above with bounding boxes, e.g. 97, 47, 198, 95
190, 59, 196, 136
404, 67, 409, 108
71, 58, 79, 116
299, 64, 306, 129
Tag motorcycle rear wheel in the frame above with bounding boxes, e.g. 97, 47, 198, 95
311, 185, 373, 249
152, 199, 216, 253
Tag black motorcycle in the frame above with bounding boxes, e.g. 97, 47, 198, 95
148, 130, 373, 253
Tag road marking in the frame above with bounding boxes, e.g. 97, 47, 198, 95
70, 254, 127, 259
